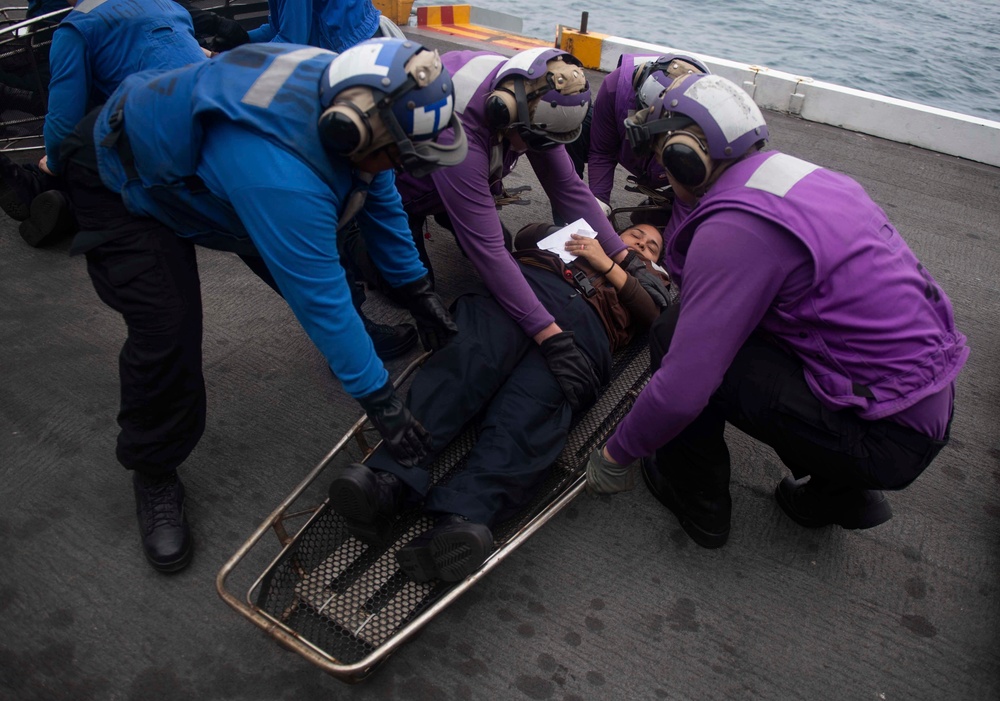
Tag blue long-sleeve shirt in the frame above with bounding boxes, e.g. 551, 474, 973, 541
197, 122, 417, 396
43, 0, 205, 174
247, 0, 380, 52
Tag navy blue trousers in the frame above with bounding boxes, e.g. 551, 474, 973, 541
649, 306, 949, 500
367, 266, 611, 527
61, 110, 273, 475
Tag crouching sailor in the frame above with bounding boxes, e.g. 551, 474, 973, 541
58, 38, 467, 572
586, 74, 969, 549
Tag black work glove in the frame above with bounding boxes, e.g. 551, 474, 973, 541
209, 16, 250, 52
622, 251, 671, 310
394, 275, 458, 351
358, 381, 431, 468
183, 2, 251, 53
539, 331, 601, 413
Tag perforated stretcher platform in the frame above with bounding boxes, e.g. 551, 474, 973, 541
0, 8, 64, 154
216, 336, 652, 683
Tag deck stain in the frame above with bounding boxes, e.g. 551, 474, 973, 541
536, 652, 557, 671
515, 674, 555, 699
900, 614, 937, 638
668, 597, 700, 632
457, 657, 488, 676
586, 670, 606, 686
904, 577, 927, 599
940, 463, 966, 481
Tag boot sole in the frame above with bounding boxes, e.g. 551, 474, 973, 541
329, 470, 379, 524
641, 460, 729, 549
144, 540, 194, 573
329, 466, 398, 547
396, 528, 492, 583
19, 191, 76, 248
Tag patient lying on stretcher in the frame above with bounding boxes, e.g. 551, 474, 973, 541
327, 222, 670, 583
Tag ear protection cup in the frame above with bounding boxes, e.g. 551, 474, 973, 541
318, 101, 372, 156
485, 86, 517, 131
659, 132, 712, 188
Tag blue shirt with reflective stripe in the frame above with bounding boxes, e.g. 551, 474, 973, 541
43, 0, 205, 174
247, 0, 380, 53
94, 45, 426, 399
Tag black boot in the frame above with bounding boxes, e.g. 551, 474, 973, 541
0, 154, 39, 222
775, 476, 892, 530
395, 514, 493, 583
641, 457, 731, 548
363, 316, 418, 361
132, 471, 193, 573
328, 463, 406, 545
19, 190, 77, 247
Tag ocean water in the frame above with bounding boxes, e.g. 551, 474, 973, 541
419, 0, 1000, 121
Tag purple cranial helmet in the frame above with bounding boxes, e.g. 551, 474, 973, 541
488, 47, 591, 149
632, 53, 711, 110
624, 73, 768, 187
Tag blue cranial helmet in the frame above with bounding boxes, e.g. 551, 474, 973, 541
319, 38, 467, 176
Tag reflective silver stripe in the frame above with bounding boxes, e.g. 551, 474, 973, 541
74, 0, 111, 14
744, 153, 821, 197
451, 55, 506, 115
242, 47, 331, 109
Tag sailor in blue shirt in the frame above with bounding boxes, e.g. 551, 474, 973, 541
57, 38, 468, 573
247, 0, 381, 53
42, 0, 206, 177
1, 0, 207, 247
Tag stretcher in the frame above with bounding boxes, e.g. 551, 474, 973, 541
216, 334, 653, 683
0, 7, 65, 154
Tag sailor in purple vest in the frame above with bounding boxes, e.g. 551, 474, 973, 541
393, 48, 671, 393
585, 74, 969, 548
587, 53, 708, 223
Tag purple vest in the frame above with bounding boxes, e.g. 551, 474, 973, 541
670, 151, 969, 419
613, 55, 668, 187
589, 55, 669, 197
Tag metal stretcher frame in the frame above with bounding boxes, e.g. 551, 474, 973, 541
216, 337, 653, 683
0, 8, 67, 154
0, 3, 401, 154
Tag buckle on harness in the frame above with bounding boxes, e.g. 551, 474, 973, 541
570, 266, 597, 298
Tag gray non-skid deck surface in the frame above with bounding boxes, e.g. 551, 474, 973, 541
2, 23, 999, 701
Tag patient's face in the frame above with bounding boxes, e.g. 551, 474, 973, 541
620, 225, 663, 262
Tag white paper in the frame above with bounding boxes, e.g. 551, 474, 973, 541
536, 218, 598, 263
